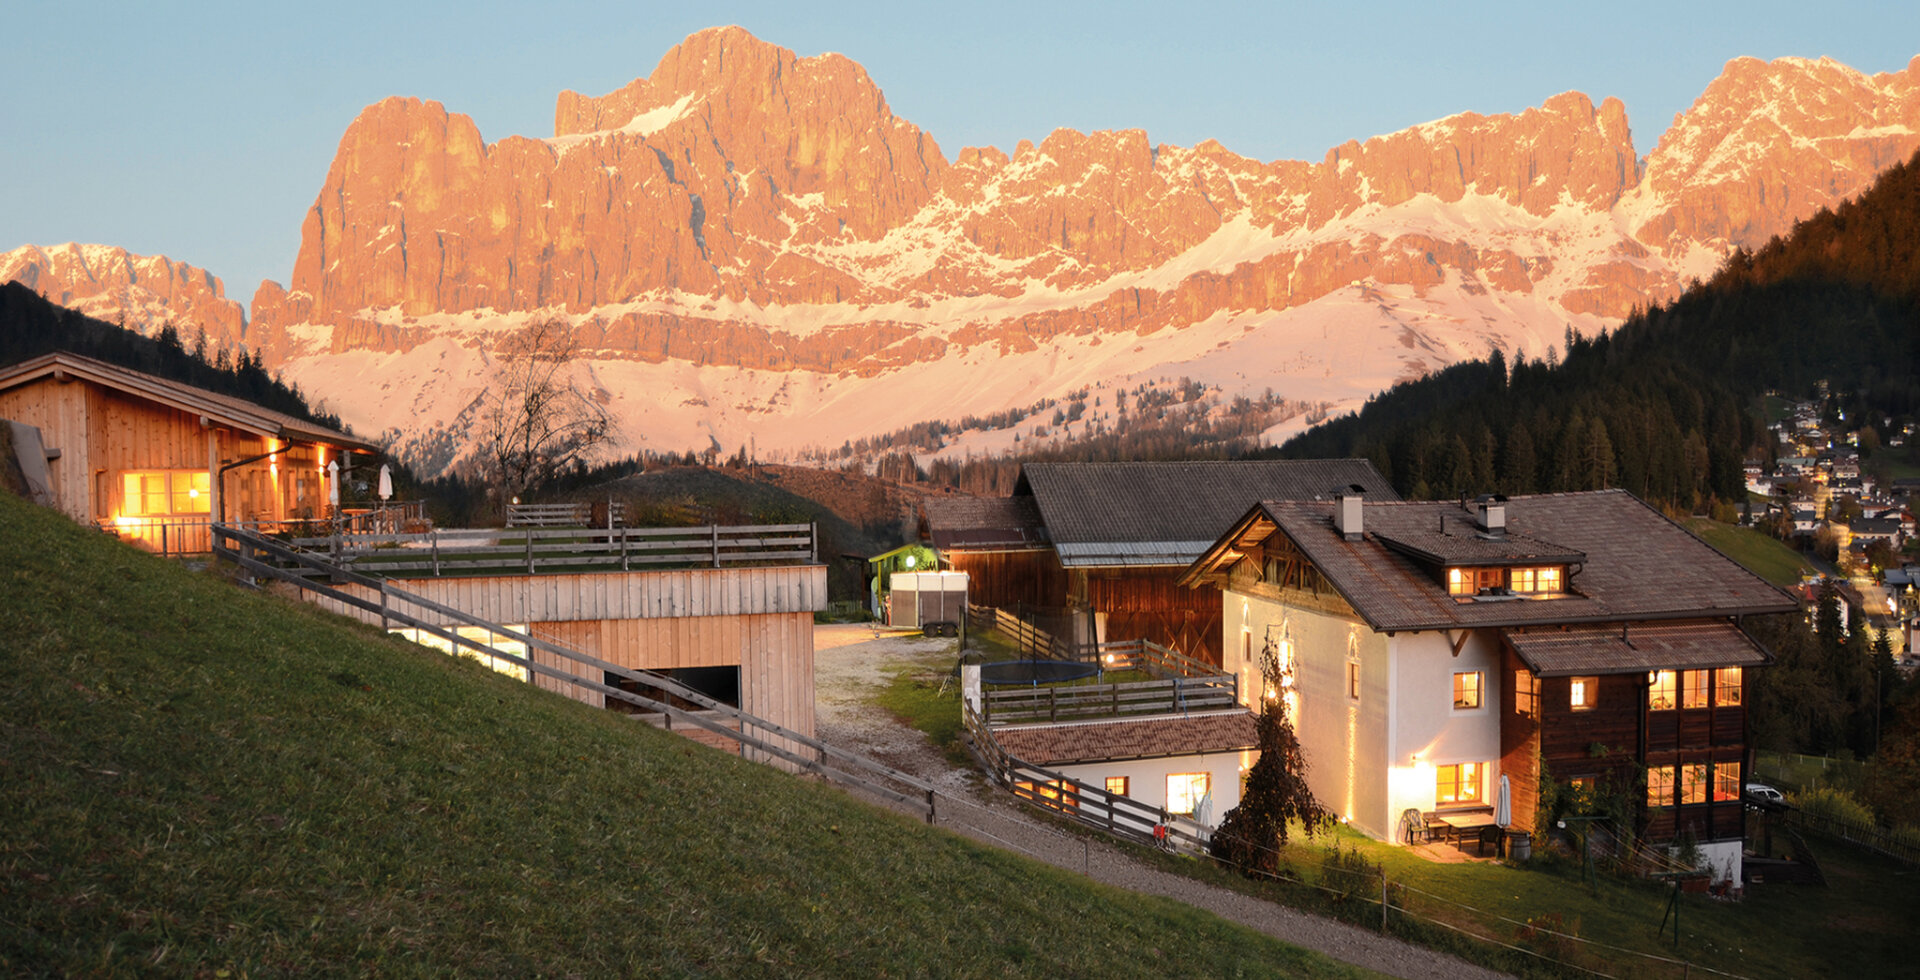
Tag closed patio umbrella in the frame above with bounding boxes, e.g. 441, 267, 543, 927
378, 463, 393, 501
1496, 773, 1512, 828
327, 459, 340, 510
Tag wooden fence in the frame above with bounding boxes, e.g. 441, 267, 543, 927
283, 522, 816, 578
964, 696, 1212, 854
507, 500, 628, 528
981, 672, 1239, 724
968, 604, 1225, 679
210, 523, 938, 819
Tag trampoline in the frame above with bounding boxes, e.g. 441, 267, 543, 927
979, 659, 1101, 686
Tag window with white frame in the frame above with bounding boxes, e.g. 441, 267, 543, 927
1167, 773, 1211, 816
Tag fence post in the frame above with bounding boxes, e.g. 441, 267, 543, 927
621, 528, 629, 572
926, 789, 936, 825
810, 522, 818, 564
379, 580, 390, 632
525, 528, 534, 573
712, 525, 721, 568
1380, 873, 1388, 933
431, 529, 440, 576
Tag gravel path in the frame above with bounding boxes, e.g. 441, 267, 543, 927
811, 623, 1511, 980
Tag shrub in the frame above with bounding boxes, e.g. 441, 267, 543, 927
1790, 785, 1876, 826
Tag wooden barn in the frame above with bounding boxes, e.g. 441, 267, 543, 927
925, 460, 1397, 666
0, 351, 377, 553
299, 534, 827, 747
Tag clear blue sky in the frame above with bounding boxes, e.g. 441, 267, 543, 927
5, 1, 1917, 308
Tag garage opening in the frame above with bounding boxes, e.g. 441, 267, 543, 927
604, 665, 740, 714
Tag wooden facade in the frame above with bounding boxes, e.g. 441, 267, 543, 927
1084, 570, 1224, 665
311, 565, 827, 741
943, 549, 1065, 610
0, 352, 374, 553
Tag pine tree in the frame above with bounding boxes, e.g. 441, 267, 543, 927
1210, 637, 1330, 875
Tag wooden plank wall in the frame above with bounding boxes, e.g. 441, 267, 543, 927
316, 565, 829, 624
0, 376, 95, 520
1088, 571, 1225, 667
1498, 649, 1541, 834
536, 612, 816, 741
944, 549, 1064, 608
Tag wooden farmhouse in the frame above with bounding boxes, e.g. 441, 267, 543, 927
925, 460, 1397, 666
1180, 490, 1797, 885
0, 351, 377, 554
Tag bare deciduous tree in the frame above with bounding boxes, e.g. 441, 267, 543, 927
477, 319, 613, 509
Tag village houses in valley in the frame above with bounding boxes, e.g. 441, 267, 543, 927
1181, 489, 1798, 885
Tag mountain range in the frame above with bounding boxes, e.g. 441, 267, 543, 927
7, 27, 1920, 474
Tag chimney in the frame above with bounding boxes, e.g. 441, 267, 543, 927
1334, 486, 1365, 541
1476, 494, 1507, 538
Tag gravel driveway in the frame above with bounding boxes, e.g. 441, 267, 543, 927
810, 623, 1511, 980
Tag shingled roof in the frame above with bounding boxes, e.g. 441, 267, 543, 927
922, 494, 1049, 551
1506, 621, 1770, 677
1011, 460, 1397, 567
990, 710, 1259, 766
1186, 490, 1797, 632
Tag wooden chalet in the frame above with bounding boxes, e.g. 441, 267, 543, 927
924, 460, 1397, 666
0, 351, 379, 554
1182, 489, 1797, 885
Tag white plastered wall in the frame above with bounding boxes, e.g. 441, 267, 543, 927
1052, 750, 1254, 829
1385, 629, 1504, 837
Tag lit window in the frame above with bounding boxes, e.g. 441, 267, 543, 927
1511, 567, 1534, 592
121, 470, 211, 517
1681, 763, 1708, 804
1106, 776, 1130, 797
1569, 775, 1596, 796
1016, 780, 1080, 811
1570, 676, 1597, 711
1448, 568, 1468, 595
1715, 667, 1743, 707
1514, 671, 1539, 718
1453, 671, 1482, 709
1241, 630, 1252, 664
1437, 762, 1483, 805
1167, 773, 1210, 816
1347, 660, 1361, 700
1648, 671, 1677, 711
1647, 765, 1675, 807
1713, 761, 1741, 802
1536, 566, 1562, 592
1682, 670, 1709, 709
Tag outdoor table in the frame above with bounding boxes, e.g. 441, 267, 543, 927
1431, 811, 1499, 851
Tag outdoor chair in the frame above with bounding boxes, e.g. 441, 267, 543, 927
1401, 807, 1431, 845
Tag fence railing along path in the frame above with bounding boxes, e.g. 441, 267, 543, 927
963, 695, 1215, 855
286, 522, 816, 578
211, 522, 932, 820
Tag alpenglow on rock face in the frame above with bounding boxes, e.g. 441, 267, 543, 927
12, 28, 1920, 469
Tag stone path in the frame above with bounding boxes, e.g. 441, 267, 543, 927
811, 624, 1512, 980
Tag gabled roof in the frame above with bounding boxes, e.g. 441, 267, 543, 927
990, 710, 1258, 766
922, 494, 1049, 552
1011, 460, 1398, 567
1185, 490, 1798, 632
0, 351, 378, 453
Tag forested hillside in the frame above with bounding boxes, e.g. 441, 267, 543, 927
1275, 149, 1920, 509
0, 281, 342, 431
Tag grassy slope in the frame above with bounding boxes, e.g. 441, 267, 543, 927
1684, 518, 1817, 588
0, 491, 1370, 978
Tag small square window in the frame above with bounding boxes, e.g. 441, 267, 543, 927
1437, 762, 1483, 804
1106, 776, 1130, 797
1570, 676, 1597, 711
1453, 671, 1482, 709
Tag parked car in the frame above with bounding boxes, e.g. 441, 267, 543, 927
1744, 783, 1788, 807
